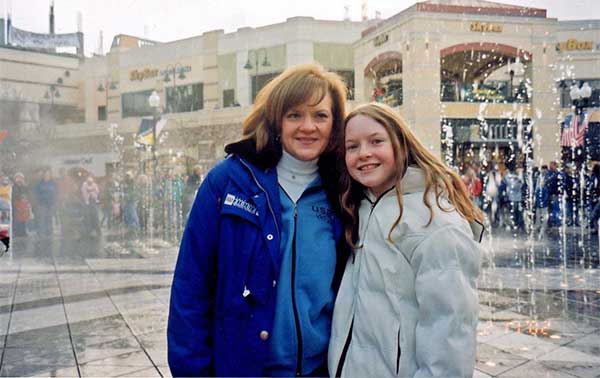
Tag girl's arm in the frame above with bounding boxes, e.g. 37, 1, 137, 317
411, 225, 481, 378
167, 173, 221, 377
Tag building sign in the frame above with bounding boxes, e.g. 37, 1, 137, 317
373, 33, 389, 47
160, 66, 192, 77
470, 22, 503, 33
8, 26, 83, 51
555, 39, 594, 52
52, 153, 119, 176
130, 68, 160, 82
130, 65, 192, 81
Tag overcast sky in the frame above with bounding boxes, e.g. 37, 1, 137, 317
3, 0, 600, 56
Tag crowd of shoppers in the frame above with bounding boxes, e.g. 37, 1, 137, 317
462, 159, 600, 234
2, 165, 202, 241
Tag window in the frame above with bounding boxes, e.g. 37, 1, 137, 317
166, 83, 204, 113
121, 89, 154, 118
558, 79, 600, 108
335, 70, 355, 100
98, 106, 107, 121
251, 73, 279, 103
223, 89, 237, 107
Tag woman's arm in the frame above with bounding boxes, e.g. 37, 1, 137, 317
167, 174, 222, 377
411, 225, 481, 378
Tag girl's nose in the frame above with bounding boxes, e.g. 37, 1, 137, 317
358, 145, 372, 158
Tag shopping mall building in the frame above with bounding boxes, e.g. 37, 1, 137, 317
0, 0, 599, 177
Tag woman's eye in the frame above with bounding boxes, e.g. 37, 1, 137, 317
286, 113, 300, 119
316, 112, 329, 119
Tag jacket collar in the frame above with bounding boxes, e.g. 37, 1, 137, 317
365, 166, 426, 203
224, 136, 282, 170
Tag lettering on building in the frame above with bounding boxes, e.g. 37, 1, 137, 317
470, 22, 503, 33
373, 33, 389, 47
130, 68, 159, 81
555, 39, 594, 52
63, 157, 93, 165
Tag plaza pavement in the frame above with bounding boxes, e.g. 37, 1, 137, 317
0, 231, 599, 377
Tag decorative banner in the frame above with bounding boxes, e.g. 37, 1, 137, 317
8, 26, 83, 51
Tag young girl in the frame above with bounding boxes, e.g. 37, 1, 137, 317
328, 103, 484, 378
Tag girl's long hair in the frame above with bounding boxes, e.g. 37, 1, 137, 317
340, 102, 484, 247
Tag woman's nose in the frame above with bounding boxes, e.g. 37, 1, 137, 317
299, 116, 318, 131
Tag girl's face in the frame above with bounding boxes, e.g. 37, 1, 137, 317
280, 93, 333, 161
345, 114, 397, 197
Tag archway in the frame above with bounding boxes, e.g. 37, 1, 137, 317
364, 51, 403, 107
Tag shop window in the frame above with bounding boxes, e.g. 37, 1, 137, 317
98, 106, 107, 121
251, 73, 280, 103
373, 79, 402, 107
223, 89, 239, 107
335, 70, 355, 100
558, 79, 600, 108
166, 83, 203, 113
121, 89, 154, 118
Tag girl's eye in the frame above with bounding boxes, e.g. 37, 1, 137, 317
345, 144, 358, 151
372, 139, 384, 145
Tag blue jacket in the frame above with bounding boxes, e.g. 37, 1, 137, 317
167, 139, 345, 377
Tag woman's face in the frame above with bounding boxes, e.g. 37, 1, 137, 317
280, 93, 333, 161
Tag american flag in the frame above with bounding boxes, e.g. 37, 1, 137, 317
560, 112, 589, 147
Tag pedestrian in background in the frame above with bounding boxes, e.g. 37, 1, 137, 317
587, 163, 600, 232
545, 160, 561, 227
122, 172, 139, 240
81, 175, 101, 237
33, 169, 57, 237
12, 172, 31, 238
182, 165, 202, 221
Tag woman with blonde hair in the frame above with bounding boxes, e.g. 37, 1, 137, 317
329, 102, 484, 377
168, 63, 348, 377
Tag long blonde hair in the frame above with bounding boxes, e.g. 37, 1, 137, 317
340, 103, 483, 246
241, 63, 348, 153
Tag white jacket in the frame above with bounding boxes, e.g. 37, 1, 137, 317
328, 167, 483, 378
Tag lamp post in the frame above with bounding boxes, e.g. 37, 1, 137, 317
163, 63, 187, 113
243, 48, 270, 102
148, 90, 161, 177
44, 84, 60, 105
569, 81, 593, 115
97, 78, 118, 120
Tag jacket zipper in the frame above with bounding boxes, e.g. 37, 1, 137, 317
396, 325, 401, 375
291, 205, 303, 376
335, 318, 354, 378
239, 158, 280, 239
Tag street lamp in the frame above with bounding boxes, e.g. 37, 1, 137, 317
44, 84, 60, 104
569, 81, 593, 115
163, 63, 187, 113
97, 78, 118, 120
148, 90, 161, 177
244, 48, 270, 102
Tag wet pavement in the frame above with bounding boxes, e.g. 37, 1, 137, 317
0, 228, 599, 377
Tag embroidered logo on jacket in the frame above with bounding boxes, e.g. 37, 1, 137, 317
224, 194, 259, 216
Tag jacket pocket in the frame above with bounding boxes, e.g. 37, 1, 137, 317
396, 324, 401, 375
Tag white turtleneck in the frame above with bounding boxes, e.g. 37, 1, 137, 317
276, 150, 319, 203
